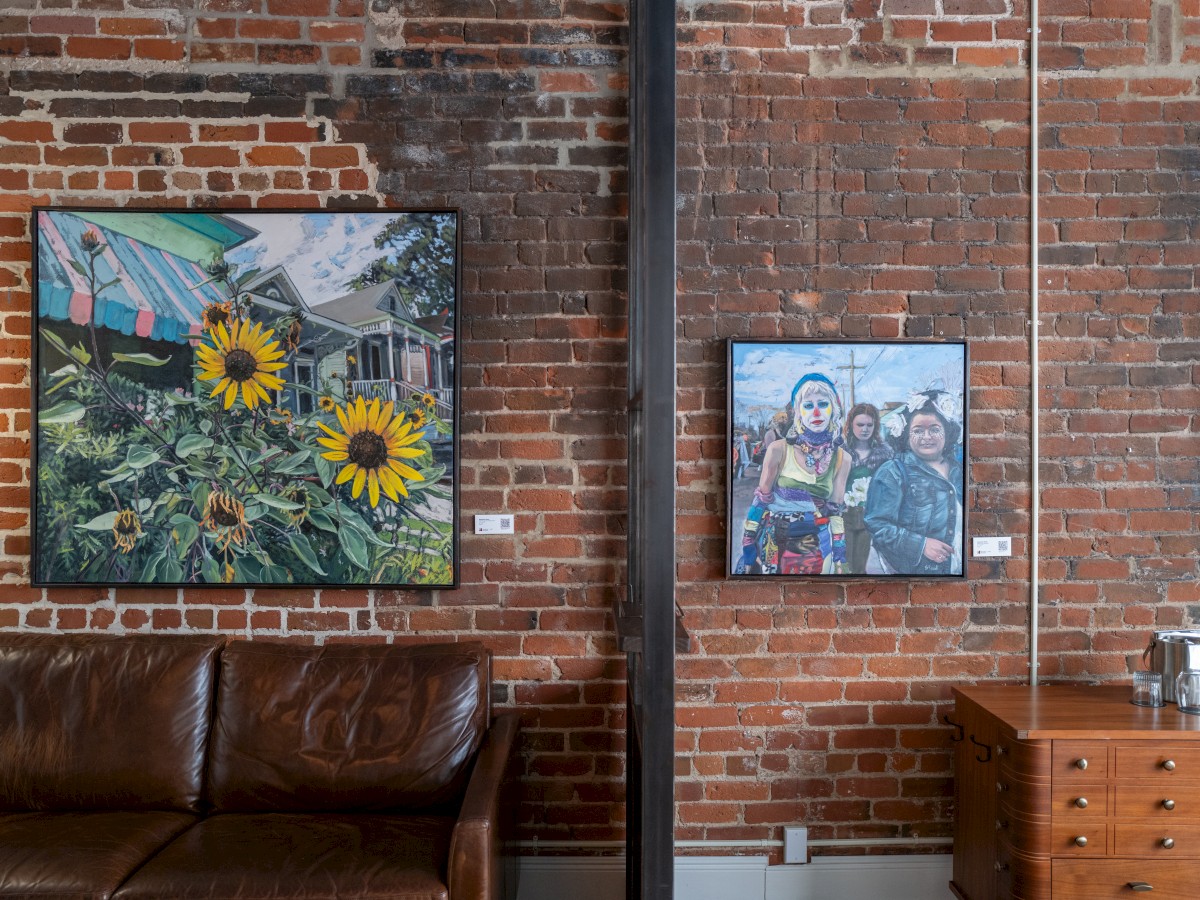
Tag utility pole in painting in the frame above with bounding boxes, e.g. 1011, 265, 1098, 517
837, 349, 866, 408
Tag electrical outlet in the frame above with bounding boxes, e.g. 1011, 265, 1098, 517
783, 826, 808, 865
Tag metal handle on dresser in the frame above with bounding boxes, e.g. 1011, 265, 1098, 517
1162, 759, 1176, 771
969, 734, 992, 763
1075, 797, 1088, 809
1075, 758, 1088, 770
1163, 799, 1175, 811
1160, 838, 1174, 849
1074, 836, 1088, 847
943, 715, 964, 742
1126, 883, 1153, 893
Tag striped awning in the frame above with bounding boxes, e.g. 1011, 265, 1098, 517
36, 210, 239, 345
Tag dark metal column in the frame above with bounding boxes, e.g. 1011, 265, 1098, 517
623, 0, 677, 898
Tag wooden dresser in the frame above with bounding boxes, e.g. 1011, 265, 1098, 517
950, 683, 1200, 900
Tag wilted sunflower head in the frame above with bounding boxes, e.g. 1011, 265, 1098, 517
80, 227, 103, 253
112, 509, 141, 554
201, 490, 248, 552
201, 300, 232, 332
195, 319, 288, 410
316, 395, 425, 507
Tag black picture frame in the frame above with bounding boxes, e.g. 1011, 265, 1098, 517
727, 338, 969, 580
31, 207, 460, 588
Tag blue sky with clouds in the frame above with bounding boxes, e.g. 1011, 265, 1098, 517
224, 212, 412, 308
731, 341, 965, 431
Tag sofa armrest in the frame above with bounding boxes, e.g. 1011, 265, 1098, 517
448, 712, 521, 900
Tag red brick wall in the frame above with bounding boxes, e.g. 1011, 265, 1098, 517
1, 0, 1196, 853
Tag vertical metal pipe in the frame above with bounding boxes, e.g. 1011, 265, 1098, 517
1030, 0, 1041, 686
626, 0, 677, 896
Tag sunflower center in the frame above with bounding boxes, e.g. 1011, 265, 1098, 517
114, 511, 139, 535
223, 349, 258, 382
348, 431, 388, 471
211, 498, 243, 527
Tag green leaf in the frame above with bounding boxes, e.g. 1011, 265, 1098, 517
340, 525, 369, 571
287, 532, 327, 577
282, 381, 324, 397
160, 559, 184, 582
252, 493, 304, 511
307, 509, 337, 533
39, 400, 87, 426
68, 259, 89, 278
111, 351, 171, 367
191, 482, 211, 515
242, 503, 265, 522
175, 434, 214, 458
270, 450, 311, 475
201, 557, 221, 583
263, 565, 291, 584
162, 392, 198, 406
126, 446, 161, 470
68, 344, 92, 365
404, 465, 446, 492
170, 518, 199, 553
313, 453, 335, 487
77, 510, 120, 531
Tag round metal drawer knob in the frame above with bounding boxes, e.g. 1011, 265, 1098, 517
1075, 797, 1088, 809
1162, 760, 1176, 771
1163, 799, 1176, 811
1074, 836, 1088, 847
1075, 758, 1088, 770
1161, 838, 1174, 850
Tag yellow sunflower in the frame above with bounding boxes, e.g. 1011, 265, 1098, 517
112, 509, 141, 554
420, 392, 436, 409
318, 395, 336, 413
316, 396, 424, 507
195, 319, 288, 410
409, 407, 427, 428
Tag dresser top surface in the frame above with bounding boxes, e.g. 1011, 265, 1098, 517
953, 682, 1200, 740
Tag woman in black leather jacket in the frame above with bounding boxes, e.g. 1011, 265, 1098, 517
863, 392, 963, 576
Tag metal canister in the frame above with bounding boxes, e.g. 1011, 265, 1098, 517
1144, 630, 1200, 703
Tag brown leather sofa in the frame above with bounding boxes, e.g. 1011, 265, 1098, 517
0, 634, 520, 900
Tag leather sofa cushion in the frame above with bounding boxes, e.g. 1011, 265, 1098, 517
207, 641, 489, 812
114, 813, 455, 900
0, 811, 196, 900
0, 634, 222, 812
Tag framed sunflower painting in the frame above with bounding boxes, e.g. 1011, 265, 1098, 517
31, 208, 460, 588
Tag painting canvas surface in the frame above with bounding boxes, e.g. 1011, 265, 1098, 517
728, 340, 967, 580
32, 208, 458, 587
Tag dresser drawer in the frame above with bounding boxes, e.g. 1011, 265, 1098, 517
1050, 780, 1107, 818
1053, 858, 1197, 899
1053, 741, 1107, 780
1115, 782, 1199, 819
1114, 745, 1200, 779
1114, 822, 1200, 857
1049, 819, 1107, 855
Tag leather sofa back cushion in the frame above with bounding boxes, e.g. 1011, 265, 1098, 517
0, 634, 223, 813
207, 641, 489, 812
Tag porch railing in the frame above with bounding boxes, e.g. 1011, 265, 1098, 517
348, 379, 453, 422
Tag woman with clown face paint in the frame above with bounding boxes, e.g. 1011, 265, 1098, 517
737, 373, 850, 575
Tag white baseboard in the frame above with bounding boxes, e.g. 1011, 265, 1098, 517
517, 853, 954, 900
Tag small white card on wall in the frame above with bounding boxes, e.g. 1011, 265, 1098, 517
973, 536, 1012, 557
475, 515, 514, 535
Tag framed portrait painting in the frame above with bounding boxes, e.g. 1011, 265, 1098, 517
32, 207, 459, 588
728, 339, 968, 580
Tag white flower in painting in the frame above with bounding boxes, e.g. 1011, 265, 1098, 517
933, 391, 963, 424
845, 476, 871, 508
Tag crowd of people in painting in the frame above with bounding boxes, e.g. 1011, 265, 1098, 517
734, 375, 964, 577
